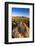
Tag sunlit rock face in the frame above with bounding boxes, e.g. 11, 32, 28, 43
12, 23, 29, 38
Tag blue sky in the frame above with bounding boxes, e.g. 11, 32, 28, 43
12, 8, 29, 16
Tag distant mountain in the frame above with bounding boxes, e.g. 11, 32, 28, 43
12, 15, 29, 18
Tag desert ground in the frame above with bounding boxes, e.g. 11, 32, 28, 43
12, 16, 29, 38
